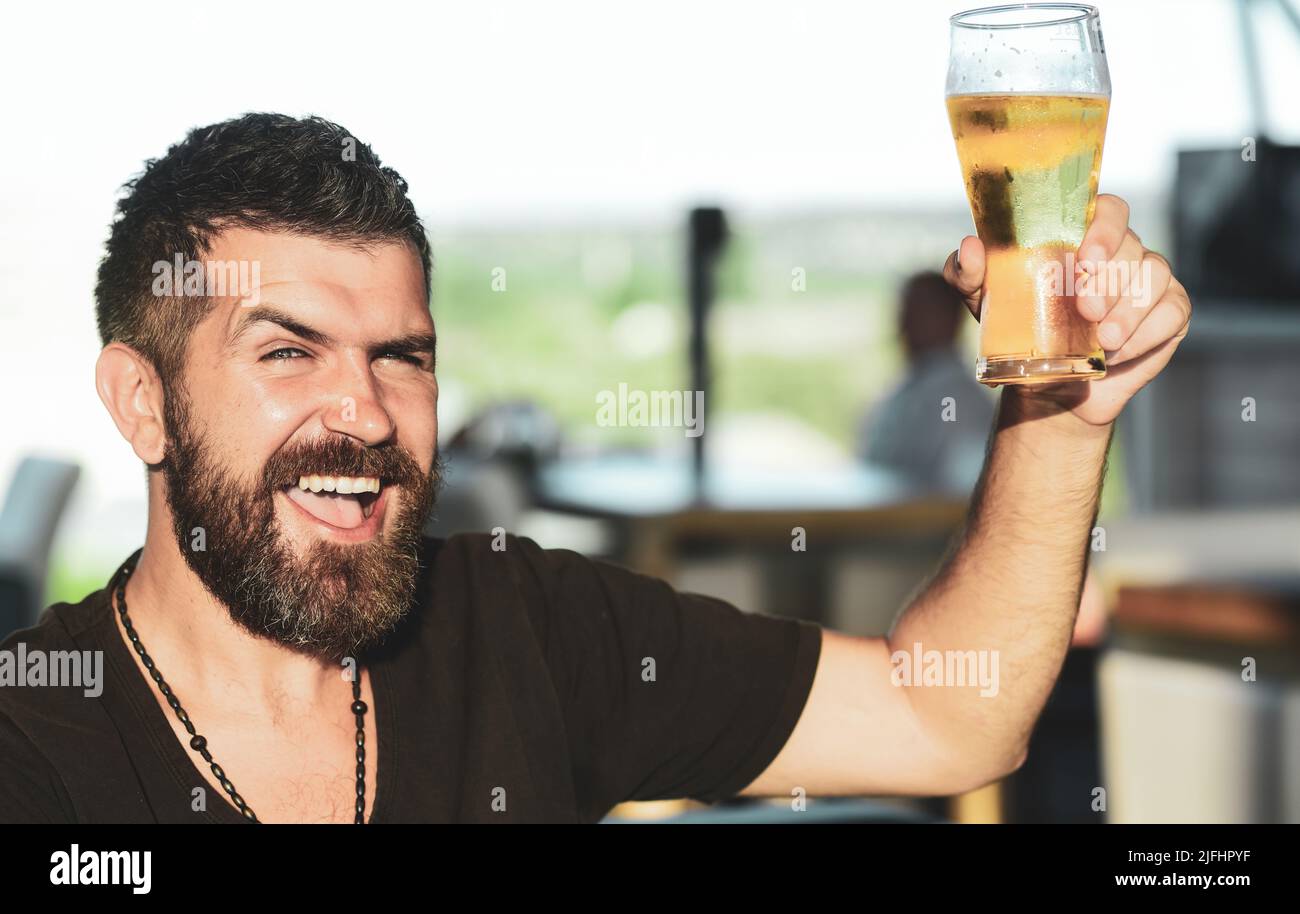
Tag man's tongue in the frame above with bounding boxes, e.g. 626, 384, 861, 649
286, 487, 366, 529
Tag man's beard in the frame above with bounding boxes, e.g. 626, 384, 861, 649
159, 385, 442, 661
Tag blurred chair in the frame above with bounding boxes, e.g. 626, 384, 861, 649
446, 399, 561, 499
0, 457, 81, 637
428, 400, 575, 541
1098, 578, 1300, 824
1098, 648, 1292, 823
424, 455, 531, 539
828, 549, 951, 637
673, 555, 766, 616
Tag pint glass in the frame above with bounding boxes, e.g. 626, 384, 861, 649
946, 4, 1111, 385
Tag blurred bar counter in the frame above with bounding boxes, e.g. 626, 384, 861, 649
534, 453, 967, 626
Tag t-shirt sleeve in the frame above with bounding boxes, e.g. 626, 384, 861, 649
512, 535, 822, 820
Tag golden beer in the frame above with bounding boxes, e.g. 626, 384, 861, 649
947, 93, 1109, 385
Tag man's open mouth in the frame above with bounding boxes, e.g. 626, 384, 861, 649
282, 475, 383, 530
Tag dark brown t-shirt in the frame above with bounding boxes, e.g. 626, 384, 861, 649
0, 533, 821, 823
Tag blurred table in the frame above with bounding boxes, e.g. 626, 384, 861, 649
538, 454, 930, 515
535, 454, 968, 585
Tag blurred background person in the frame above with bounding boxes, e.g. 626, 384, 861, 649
856, 270, 996, 495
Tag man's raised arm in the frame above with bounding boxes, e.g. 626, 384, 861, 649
740, 195, 1192, 798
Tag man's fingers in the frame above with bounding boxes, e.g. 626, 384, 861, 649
1076, 194, 1131, 320
1094, 248, 1173, 351
943, 235, 985, 319
1077, 228, 1144, 321
1106, 278, 1192, 367
1080, 194, 1130, 260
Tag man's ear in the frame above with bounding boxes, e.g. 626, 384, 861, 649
95, 343, 169, 465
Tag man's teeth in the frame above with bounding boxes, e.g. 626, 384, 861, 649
296, 475, 381, 494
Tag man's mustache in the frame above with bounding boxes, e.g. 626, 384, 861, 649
260, 436, 429, 492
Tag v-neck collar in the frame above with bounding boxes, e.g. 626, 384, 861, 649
97, 550, 397, 824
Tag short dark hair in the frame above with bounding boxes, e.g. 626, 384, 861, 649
900, 270, 964, 314
898, 270, 965, 354
94, 113, 432, 385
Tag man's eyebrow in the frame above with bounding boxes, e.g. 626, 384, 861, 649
230, 305, 437, 365
373, 331, 438, 362
229, 306, 334, 348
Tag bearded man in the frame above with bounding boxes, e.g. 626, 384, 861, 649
0, 113, 1190, 823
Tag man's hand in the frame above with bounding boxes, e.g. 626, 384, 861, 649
942, 194, 1192, 427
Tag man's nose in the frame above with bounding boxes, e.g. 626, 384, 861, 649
321, 361, 396, 446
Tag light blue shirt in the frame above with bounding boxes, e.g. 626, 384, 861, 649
857, 347, 997, 496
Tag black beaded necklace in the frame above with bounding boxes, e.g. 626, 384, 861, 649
111, 560, 370, 824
